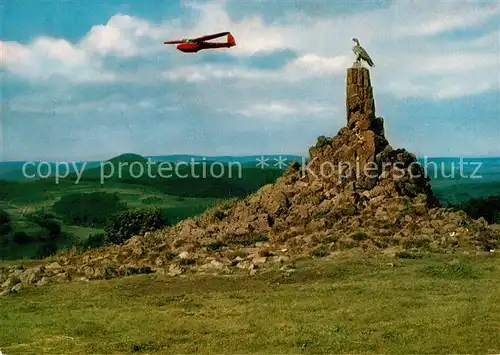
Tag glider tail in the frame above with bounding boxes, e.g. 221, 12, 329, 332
227, 33, 236, 47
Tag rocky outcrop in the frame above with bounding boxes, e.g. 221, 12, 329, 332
2, 66, 498, 296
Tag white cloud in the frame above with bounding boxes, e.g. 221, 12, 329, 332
1, 0, 498, 99
79, 14, 152, 57
0, 13, 156, 82
392, 3, 499, 37
182, 1, 288, 55
0, 37, 115, 82
282, 54, 352, 78
159, 53, 350, 85
161, 64, 264, 82
418, 53, 498, 73
1, 41, 30, 66
222, 100, 336, 120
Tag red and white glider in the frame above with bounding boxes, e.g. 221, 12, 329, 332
164, 32, 236, 53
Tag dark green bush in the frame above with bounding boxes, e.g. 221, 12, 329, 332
395, 251, 423, 259
451, 195, 500, 224
83, 233, 106, 249
351, 231, 369, 241
315, 135, 332, 148
52, 192, 127, 227
104, 207, 169, 245
213, 210, 226, 220
25, 210, 62, 241
35, 241, 58, 259
141, 196, 164, 205
0, 209, 11, 226
311, 246, 329, 257
0, 222, 12, 236
25, 210, 58, 224
206, 241, 227, 251
12, 231, 33, 244
0, 209, 12, 236
43, 219, 62, 236
229, 234, 269, 246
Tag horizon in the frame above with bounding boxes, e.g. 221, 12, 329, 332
1, 152, 500, 164
1, 1, 499, 161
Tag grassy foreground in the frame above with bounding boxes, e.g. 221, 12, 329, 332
1, 252, 499, 354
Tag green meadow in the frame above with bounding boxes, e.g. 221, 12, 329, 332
0, 252, 499, 354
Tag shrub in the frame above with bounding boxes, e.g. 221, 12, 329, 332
315, 135, 332, 148
52, 192, 127, 227
43, 219, 62, 236
351, 231, 369, 241
25, 210, 62, 241
311, 246, 329, 257
83, 233, 106, 249
0, 209, 12, 236
382, 221, 393, 229
12, 231, 33, 244
35, 241, 58, 259
213, 210, 226, 220
451, 195, 500, 224
395, 251, 423, 259
35, 220, 62, 241
104, 207, 169, 245
206, 241, 227, 251
141, 196, 164, 205
0, 209, 11, 226
0, 222, 12, 236
228, 234, 269, 246
25, 210, 58, 224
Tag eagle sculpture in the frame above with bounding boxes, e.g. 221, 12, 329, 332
352, 38, 375, 67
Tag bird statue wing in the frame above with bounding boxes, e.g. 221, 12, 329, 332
358, 46, 373, 62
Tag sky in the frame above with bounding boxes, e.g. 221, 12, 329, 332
1, 0, 499, 162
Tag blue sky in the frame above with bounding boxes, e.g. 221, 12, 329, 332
1, 0, 499, 161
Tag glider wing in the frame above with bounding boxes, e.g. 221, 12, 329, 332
192, 32, 230, 42
164, 40, 183, 44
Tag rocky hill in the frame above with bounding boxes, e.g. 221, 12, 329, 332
1, 67, 499, 296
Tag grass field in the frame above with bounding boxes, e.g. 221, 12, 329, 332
0, 181, 219, 260
1, 252, 499, 354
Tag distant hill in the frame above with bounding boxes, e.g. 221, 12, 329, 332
0, 162, 27, 181
57, 153, 284, 198
106, 153, 148, 164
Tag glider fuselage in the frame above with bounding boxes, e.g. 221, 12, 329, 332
176, 42, 233, 53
